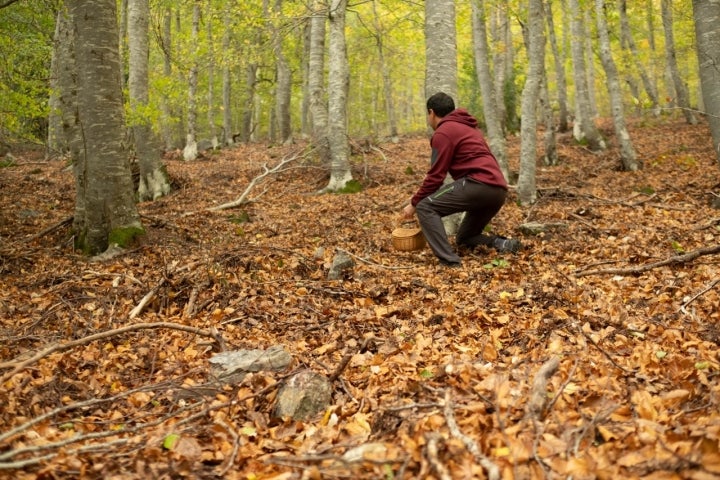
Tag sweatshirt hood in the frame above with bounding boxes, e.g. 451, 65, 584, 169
438, 108, 478, 129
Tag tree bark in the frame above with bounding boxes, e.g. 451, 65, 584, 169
323, 0, 352, 192
471, 0, 509, 181
424, 0, 457, 100
517, 0, 545, 205
183, 2, 201, 161
129, 0, 171, 201
222, 5, 233, 146
595, 0, 640, 171
693, 0, 720, 171
273, 0, 292, 144
661, 0, 698, 124
67, 0, 143, 255
569, 0, 605, 150
372, 0, 398, 141
307, 0, 329, 162
618, 0, 660, 116
545, 0, 569, 132
47, 7, 74, 157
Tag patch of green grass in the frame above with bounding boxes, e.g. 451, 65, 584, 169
335, 179, 363, 194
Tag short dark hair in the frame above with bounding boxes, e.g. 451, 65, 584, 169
427, 92, 455, 117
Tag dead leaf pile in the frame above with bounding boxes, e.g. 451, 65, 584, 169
1, 117, 719, 479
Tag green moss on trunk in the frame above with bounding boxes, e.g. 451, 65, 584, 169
108, 226, 145, 248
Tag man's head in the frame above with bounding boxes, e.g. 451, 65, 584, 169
426, 92, 455, 130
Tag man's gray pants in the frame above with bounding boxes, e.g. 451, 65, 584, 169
415, 177, 507, 265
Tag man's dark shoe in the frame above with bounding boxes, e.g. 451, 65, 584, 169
493, 236, 521, 253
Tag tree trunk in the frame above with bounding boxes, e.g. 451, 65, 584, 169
540, 73, 558, 166
129, 0, 170, 201
273, 0, 292, 144
545, 0, 569, 132
693, 0, 720, 171
424, 0, 457, 100
183, 2, 201, 161
517, 0, 545, 206
661, 0, 698, 124
47, 7, 73, 157
67, 0, 143, 255
159, 8, 176, 151
206, 2, 217, 149
308, 0, 329, 162
323, 0, 352, 192
425, 0, 461, 235
595, 0, 640, 171
569, 0, 605, 150
618, 0, 660, 116
372, 0, 398, 141
222, 6, 233, 146
471, 0, 509, 181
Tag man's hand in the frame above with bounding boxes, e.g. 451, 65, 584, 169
402, 203, 416, 219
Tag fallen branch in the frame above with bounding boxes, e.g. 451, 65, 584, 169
679, 278, 720, 313
0, 322, 224, 384
129, 259, 203, 319
574, 244, 720, 277
24, 216, 73, 243
207, 147, 314, 212
425, 433, 452, 480
443, 389, 500, 480
525, 357, 560, 421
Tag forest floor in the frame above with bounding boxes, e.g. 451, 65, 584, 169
1, 116, 720, 480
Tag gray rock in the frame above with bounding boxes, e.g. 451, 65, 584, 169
327, 251, 354, 280
209, 345, 291, 382
274, 369, 332, 421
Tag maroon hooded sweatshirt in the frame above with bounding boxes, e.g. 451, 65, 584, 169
411, 108, 507, 206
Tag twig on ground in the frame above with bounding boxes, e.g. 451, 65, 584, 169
443, 389, 500, 480
574, 244, 720, 277
216, 419, 242, 477
679, 278, 720, 313
425, 433, 452, 480
526, 357, 560, 421
0, 322, 224, 384
24, 216, 73, 243
206, 147, 314, 212
328, 338, 370, 383
129, 259, 203, 318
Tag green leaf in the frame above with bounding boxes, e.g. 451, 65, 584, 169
670, 241, 684, 254
419, 368, 433, 379
163, 433, 181, 450
655, 351, 667, 359
695, 361, 710, 370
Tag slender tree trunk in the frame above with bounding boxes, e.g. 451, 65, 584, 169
183, 2, 201, 160
68, 0, 143, 255
159, 8, 175, 151
661, 0, 698, 124
693, 0, 720, 173
47, 7, 73, 157
222, 5, 233, 146
540, 73, 558, 166
301, 20, 312, 137
517, 0, 545, 205
545, 0, 569, 132
117, 0, 128, 91
273, 0, 292, 144
595, 0, 640, 171
471, 0, 509, 180
129, 0, 171, 201
569, 0, 605, 150
206, 2, 217, 149
618, 0, 660, 116
372, 0, 398, 141
308, 0, 329, 161
323, 0, 352, 191
583, 8, 598, 119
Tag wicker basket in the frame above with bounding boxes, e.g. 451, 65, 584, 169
391, 223, 426, 251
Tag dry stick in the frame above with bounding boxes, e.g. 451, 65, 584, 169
574, 244, 720, 277
328, 338, 370, 383
425, 433, 452, 480
443, 389, 500, 480
215, 418, 242, 477
0, 322, 223, 384
24, 216, 73, 243
525, 357, 560, 420
679, 278, 720, 313
207, 148, 313, 212
129, 259, 203, 319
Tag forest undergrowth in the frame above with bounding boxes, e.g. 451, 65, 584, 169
1, 117, 719, 479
